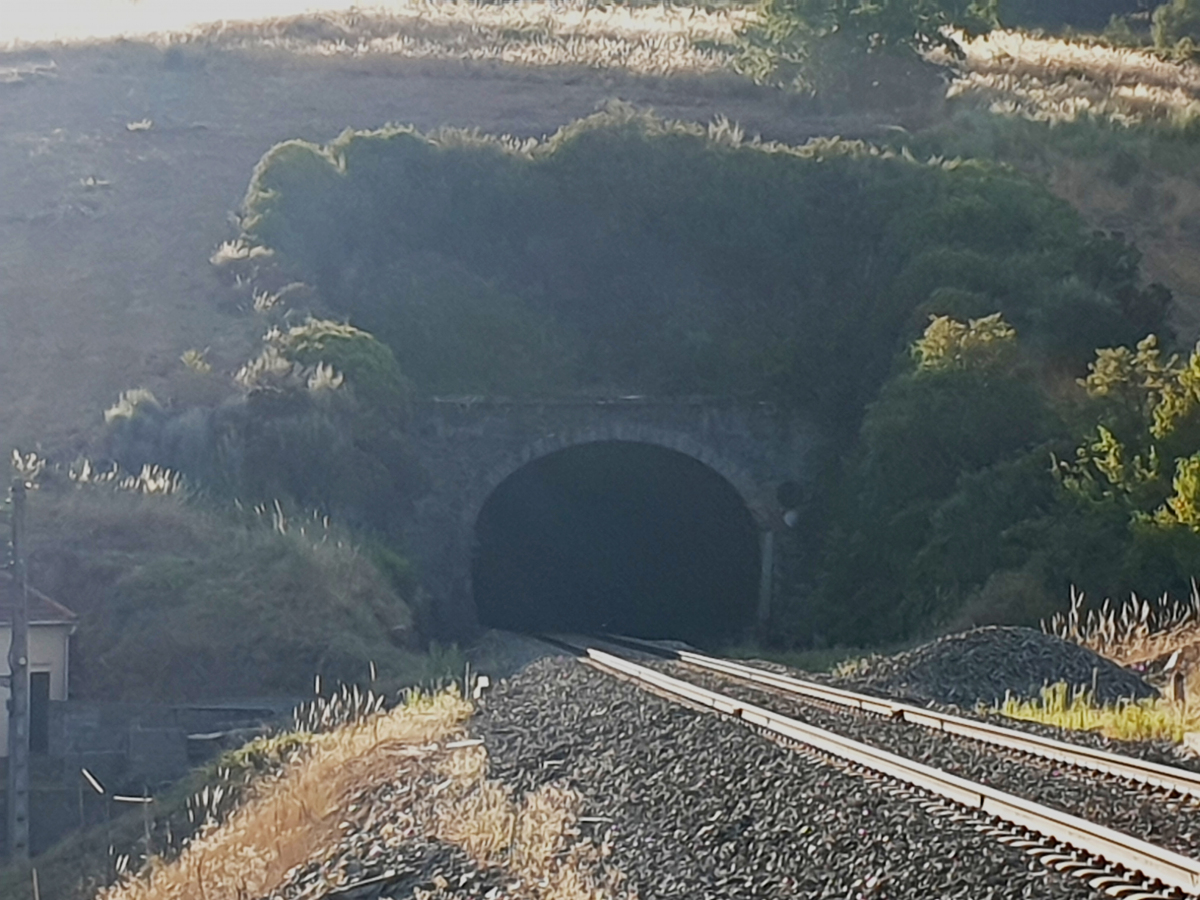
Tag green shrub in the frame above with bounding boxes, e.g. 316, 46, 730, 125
106, 321, 421, 531
814, 315, 1066, 643
1154, 0, 1200, 51
737, 0, 996, 98
236, 108, 1163, 434
999, 0, 1148, 31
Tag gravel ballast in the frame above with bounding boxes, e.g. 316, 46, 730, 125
473, 656, 1106, 900
666, 661, 1200, 857
840, 627, 1157, 706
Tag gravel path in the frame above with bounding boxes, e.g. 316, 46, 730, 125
473, 656, 1105, 900
664, 662, 1200, 858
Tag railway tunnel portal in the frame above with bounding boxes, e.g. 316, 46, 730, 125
402, 397, 824, 641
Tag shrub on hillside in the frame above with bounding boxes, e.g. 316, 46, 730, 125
1154, 0, 1200, 52
105, 320, 421, 531
235, 107, 1165, 434
999, 0, 1149, 31
24, 482, 422, 701
814, 315, 1067, 642
737, 0, 995, 99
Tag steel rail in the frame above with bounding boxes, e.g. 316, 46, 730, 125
582, 646, 1200, 897
604, 634, 1200, 800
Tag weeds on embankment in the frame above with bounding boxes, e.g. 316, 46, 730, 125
1044, 587, 1200, 668
97, 689, 471, 900
996, 682, 1199, 742
942, 28, 1200, 126
93, 683, 621, 900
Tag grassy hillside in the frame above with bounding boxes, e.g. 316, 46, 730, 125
21, 472, 444, 701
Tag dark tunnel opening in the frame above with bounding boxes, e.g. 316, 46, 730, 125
472, 441, 761, 643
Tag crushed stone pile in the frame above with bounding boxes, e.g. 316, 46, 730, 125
843, 626, 1157, 707
471, 656, 1101, 900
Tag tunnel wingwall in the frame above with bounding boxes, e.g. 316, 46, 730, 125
401, 397, 826, 638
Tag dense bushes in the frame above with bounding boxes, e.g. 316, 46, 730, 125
736, 0, 994, 98
1154, 0, 1200, 51
812, 315, 1067, 642
209, 109, 1178, 647
236, 107, 1161, 436
811, 317, 1200, 647
105, 320, 420, 531
998, 0, 1149, 31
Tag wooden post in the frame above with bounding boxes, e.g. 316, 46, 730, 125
7, 479, 30, 861
756, 530, 775, 625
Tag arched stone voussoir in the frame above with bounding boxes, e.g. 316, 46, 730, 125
464, 424, 775, 530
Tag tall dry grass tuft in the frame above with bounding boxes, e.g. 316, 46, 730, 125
430, 745, 623, 900
110, 3, 750, 77
941, 28, 1200, 125
1042, 589, 1200, 743
1044, 586, 1200, 666
99, 686, 625, 900
99, 691, 472, 900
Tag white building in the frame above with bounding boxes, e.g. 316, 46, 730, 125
0, 576, 76, 756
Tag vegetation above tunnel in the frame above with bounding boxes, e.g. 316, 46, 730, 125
233, 105, 1166, 429
105, 104, 1194, 652
151, 106, 1182, 644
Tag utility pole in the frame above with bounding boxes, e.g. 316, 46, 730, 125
7, 479, 30, 861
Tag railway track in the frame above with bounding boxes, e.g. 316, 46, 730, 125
540, 634, 1200, 900
602, 633, 1200, 798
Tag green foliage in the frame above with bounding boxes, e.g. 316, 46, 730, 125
1154, 0, 1200, 53
236, 108, 1160, 434
912, 312, 1017, 372
1050, 336, 1200, 598
737, 0, 997, 96
998, 0, 1148, 31
106, 320, 421, 531
815, 315, 1067, 642
335, 251, 578, 395
270, 318, 411, 412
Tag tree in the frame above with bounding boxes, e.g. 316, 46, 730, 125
739, 0, 998, 95
1154, 0, 1200, 54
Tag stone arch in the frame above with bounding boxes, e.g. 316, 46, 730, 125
464, 423, 775, 534
468, 434, 766, 638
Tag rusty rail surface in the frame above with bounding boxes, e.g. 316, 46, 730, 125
576, 644, 1200, 897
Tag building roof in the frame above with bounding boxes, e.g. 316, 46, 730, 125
0, 574, 77, 626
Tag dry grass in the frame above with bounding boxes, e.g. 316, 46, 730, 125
10, 3, 749, 78
98, 690, 473, 900
1040, 589, 1200, 742
196, 3, 747, 76
996, 681, 1200, 742
942, 28, 1200, 125
1044, 587, 1200, 667
99, 687, 624, 900
431, 745, 623, 900
168, 13, 1200, 119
